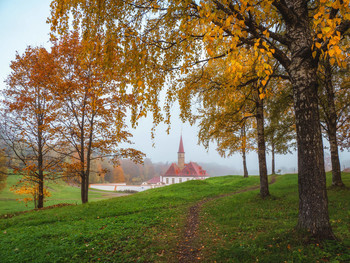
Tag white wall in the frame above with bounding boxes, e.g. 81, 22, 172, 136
162, 176, 209, 185
89, 184, 162, 192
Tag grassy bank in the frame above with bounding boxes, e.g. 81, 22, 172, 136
199, 173, 350, 262
0, 174, 110, 215
0, 173, 349, 262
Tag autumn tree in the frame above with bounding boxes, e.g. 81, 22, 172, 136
1, 46, 61, 208
50, 32, 144, 203
318, 46, 350, 186
111, 165, 126, 183
264, 86, 296, 175
49, 0, 350, 239
177, 59, 263, 181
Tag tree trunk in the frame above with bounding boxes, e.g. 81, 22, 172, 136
242, 148, 248, 178
328, 130, 343, 186
37, 115, 44, 209
285, 2, 334, 238
81, 172, 88, 204
241, 125, 248, 177
83, 169, 90, 203
324, 61, 344, 187
256, 94, 269, 198
271, 142, 275, 175
38, 170, 44, 208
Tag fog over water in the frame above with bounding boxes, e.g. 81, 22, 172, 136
1, 0, 349, 176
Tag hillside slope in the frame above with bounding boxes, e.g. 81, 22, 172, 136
0, 174, 349, 262
0, 174, 123, 215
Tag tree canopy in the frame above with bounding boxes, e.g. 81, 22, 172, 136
49, 0, 350, 239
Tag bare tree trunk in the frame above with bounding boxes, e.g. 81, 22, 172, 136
37, 115, 44, 209
256, 95, 269, 198
80, 126, 88, 203
242, 149, 248, 178
286, 5, 334, 237
328, 130, 343, 186
38, 170, 44, 208
324, 61, 344, 187
292, 70, 334, 238
271, 143, 276, 175
83, 166, 90, 204
241, 125, 248, 177
81, 172, 88, 204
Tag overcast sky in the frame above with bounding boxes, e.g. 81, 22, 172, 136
1, 0, 349, 175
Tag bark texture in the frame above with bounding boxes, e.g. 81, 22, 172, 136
256, 96, 269, 198
285, 0, 334, 239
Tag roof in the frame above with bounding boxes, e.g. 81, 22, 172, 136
178, 135, 184, 153
164, 163, 181, 176
146, 176, 161, 184
164, 162, 209, 177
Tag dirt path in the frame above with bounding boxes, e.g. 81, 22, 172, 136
177, 176, 277, 263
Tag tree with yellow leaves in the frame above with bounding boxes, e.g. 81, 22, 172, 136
178, 55, 271, 191
318, 42, 350, 186
264, 84, 296, 175
1, 46, 62, 208
49, 0, 350, 239
50, 32, 144, 203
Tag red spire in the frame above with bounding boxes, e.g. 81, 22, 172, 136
178, 135, 184, 153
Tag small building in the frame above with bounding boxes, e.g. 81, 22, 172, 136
145, 136, 210, 186
90, 136, 210, 192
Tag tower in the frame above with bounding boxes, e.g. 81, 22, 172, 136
178, 135, 185, 170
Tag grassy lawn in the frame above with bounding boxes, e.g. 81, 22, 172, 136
0, 176, 259, 262
0, 174, 108, 215
199, 173, 350, 262
0, 173, 349, 262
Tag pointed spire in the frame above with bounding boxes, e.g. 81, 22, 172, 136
178, 135, 184, 153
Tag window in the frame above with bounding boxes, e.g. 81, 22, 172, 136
179, 178, 182, 183
172, 178, 175, 184
166, 178, 169, 184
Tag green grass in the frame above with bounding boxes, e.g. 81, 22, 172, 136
0, 174, 109, 215
0, 173, 349, 262
198, 173, 350, 262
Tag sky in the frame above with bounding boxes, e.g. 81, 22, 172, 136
1, 0, 349, 175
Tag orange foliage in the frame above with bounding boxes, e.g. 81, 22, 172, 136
10, 176, 51, 208
111, 166, 125, 183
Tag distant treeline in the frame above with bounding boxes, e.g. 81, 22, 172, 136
87, 159, 245, 185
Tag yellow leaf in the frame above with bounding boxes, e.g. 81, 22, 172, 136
328, 49, 335, 56
261, 79, 267, 86
315, 42, 321, 49
225, 16, 232, 27
312, 51, 317, 58
137, 80, 143, 87
323, 27, 331, 33
329, 58, 336, 65
334, 46, 342, 55
259, 93, 266, 100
